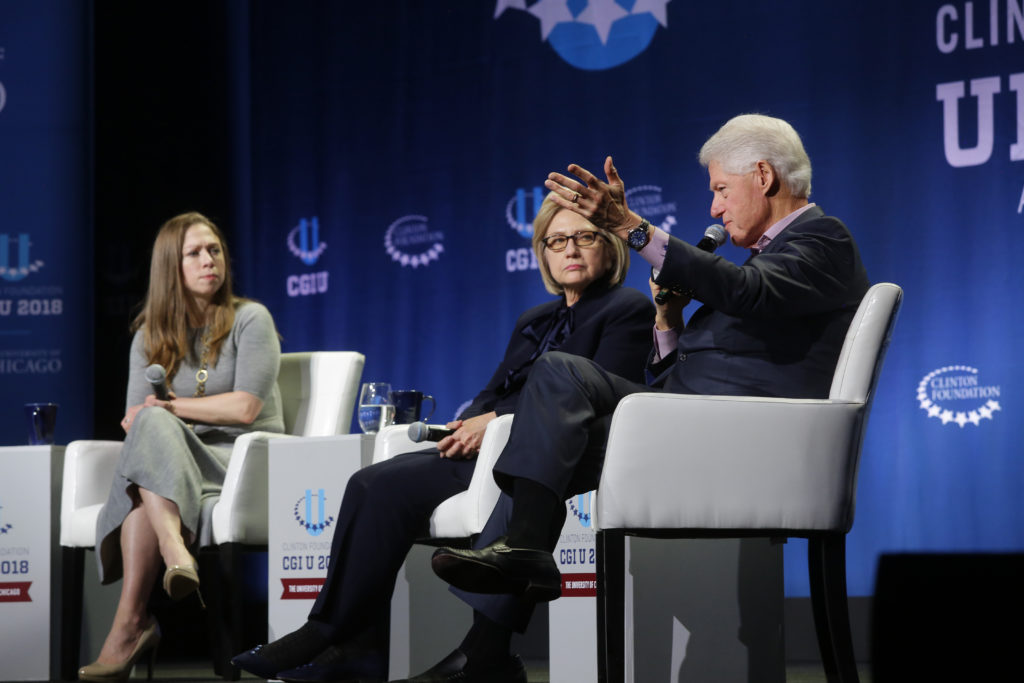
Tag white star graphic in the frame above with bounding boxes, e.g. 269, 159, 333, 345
940, 410, 954, 424
927, 405, 941, 417
494, 0, 527, 19
577, 0, 629, 44
986, 400, 1001, 412
631, 0, 671, 27
954, 412, 968, 427
528, 0, 574, 40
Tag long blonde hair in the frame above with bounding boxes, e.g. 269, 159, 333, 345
131, 212, 242, 380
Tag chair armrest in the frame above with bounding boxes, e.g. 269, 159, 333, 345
371, 424, 422, 464
429, 414, 514, 538
208, 431, 294, 546
60, 440, 123, 546
594, 393, 865, 534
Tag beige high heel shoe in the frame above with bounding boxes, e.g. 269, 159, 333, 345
162, 561, 205, 608
78, 620, 161, 682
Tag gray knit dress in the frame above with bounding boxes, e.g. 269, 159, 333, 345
95, 302, 284, 583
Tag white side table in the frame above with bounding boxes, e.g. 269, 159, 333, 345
266, 434, 374, 640
0, 445, 64, 681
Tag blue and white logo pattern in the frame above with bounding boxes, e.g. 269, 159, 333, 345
568, 491, 592, 528
496, 0, 671, 71
917, 365, 1002, 428
625, 184, 677, 234
0, 501, 11, 535
385, 215, 445, 268
293, 489, 335, 537
287, 217, 327, 266
0, 234, 45, 282
505, 186, 546, 239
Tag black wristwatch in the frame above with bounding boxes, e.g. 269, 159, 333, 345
626, 219, 652, 251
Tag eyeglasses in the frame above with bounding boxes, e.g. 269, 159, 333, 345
541, 230, 602, 252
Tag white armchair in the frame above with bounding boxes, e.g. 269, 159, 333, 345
58, 351, 365, 681
593, 283, 903, 683
372, 414, 512, 540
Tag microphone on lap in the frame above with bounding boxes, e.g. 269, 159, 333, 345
654, 224, 727, 305
145, 364, 171, 401
407, 421, 455, 443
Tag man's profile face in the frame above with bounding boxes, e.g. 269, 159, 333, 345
707, 160, 772, 249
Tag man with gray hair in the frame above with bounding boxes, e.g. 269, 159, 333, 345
417, 114, 868, 683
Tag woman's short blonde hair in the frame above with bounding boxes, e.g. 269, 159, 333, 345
531, 193, 630, 295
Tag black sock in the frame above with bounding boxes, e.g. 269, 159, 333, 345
506, 478, 562, 550
459, 611, 512, 670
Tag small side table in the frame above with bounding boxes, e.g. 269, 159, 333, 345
266, 434, 374, 640
0, 445, 65, 681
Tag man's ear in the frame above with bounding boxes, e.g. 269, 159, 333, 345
756, 160, 780, 197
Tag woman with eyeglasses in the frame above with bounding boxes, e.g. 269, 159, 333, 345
232, 193, 654, 683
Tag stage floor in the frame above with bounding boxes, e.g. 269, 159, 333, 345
120, 659, 873, 682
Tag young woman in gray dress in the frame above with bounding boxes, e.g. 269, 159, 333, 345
79, 212, 284, 682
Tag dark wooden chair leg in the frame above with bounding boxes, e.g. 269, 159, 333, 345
60, 546, 85, 681
596, 529, 626, 683
808, 534, 859, 683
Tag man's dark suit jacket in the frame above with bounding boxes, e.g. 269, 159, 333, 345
651, 205, 870, 399
460, 283, 655, 418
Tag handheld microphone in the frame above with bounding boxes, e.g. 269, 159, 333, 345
407, 421, 455, 443
145, 364, 171, 401
654, 224, 727, 305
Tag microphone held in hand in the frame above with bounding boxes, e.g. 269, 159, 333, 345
407, 421, 455, 443
655, 224, 727, 305
145, 364, 171, 401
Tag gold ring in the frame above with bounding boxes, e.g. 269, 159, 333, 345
571, 192, 580, 204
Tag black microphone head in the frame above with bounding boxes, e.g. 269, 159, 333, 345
407, 421, 428, 442
145, 364, 167, 384
704, 224, 727, 247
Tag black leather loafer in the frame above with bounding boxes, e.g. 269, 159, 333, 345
389, 649, 527, 683
431, 536, 561, 602
276, 645, 386, 683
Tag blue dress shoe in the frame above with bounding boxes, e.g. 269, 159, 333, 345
431, 536, 561, 602
276, 645, 386, 683
389, 649, 527, 683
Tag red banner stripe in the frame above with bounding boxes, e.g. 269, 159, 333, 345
560, 572, 596, 597
0, 582, 32, 602
280, 578, 325, 600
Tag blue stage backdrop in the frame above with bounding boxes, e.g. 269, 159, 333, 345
0, 2, 92, 447
239, 0, 1019, 597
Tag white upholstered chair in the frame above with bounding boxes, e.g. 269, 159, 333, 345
371, 414, 512, 540
593, 282, 902, 683
58, 351, 365, 680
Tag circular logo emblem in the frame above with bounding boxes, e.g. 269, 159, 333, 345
385, 215, 445, 268
568, 492, 592, 528
625, 184, 677, 234
293, 490, 335, 537
287, 217, 327, 266
497, 0, 671, 71
916, 365, 1002, 427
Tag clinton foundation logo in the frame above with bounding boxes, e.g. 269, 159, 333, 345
625, 185, 677, 234
495, 0, 671, 71
917, 365, 1001, 428
1, 234, 45, 282
285, 217, 329, 298
505, 186, 543, 273
385, 215, 445, 268
293, 489, 335, 537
